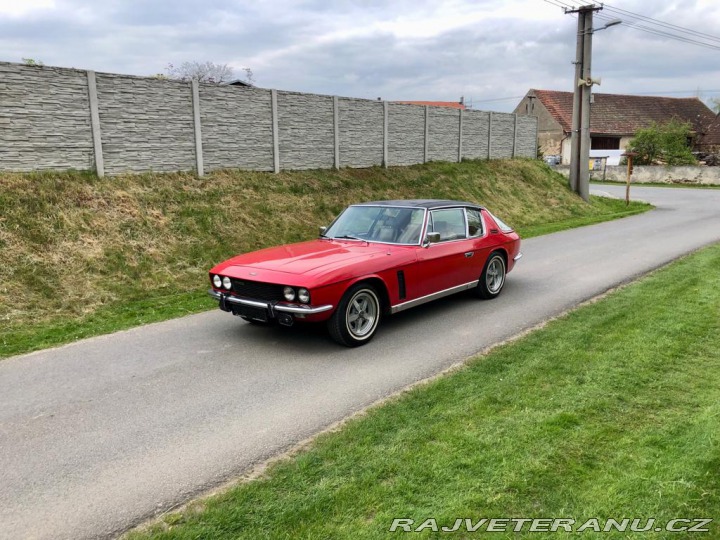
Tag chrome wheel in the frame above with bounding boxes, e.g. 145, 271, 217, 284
476, 252, 507, 299
328, 283, 383, 347
345, 290, 379, 339
485, 256, 505, 294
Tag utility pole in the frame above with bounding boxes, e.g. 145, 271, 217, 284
566, 4, 603, 202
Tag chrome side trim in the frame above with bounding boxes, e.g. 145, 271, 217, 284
274, 303, 334, 314
390, 280, 479, 314
208, 289, 333, 315
514, 252, 523, 261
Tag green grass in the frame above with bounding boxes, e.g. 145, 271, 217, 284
127, 243, 720, 540
0, 160, 651, 358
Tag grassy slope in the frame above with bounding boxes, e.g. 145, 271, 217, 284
0, 159, 650, 358
129, 243, 720, 540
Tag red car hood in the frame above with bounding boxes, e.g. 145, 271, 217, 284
213, 239, 397, 278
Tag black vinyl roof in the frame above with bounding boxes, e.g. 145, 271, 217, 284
355, 199, 482, 210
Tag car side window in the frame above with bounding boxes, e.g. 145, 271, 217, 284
428, 208, 466, 241
466, 209, 483, 237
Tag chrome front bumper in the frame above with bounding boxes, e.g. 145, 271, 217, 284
207, 289, 333, 315
513, 252, 523, 261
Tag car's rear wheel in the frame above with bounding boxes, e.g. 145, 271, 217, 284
327, 283, 381, 347
476, 252, 506, 299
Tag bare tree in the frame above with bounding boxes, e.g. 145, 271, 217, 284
165, 61, 253, 85
241, 67, 256, 86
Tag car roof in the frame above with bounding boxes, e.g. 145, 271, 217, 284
354, 199, 484, 210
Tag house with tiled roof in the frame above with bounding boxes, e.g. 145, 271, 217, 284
514, 89, 719, 164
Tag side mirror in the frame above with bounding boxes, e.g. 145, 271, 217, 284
319, 226, 327, 237
423, 232, 441, 247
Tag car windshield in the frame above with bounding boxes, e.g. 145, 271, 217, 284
324, 206, 426, 245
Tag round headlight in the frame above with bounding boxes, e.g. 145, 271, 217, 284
222, 276, 232, 290
283, 286, 296, 301
298, 288, 310, 304
212, 275, 222, 288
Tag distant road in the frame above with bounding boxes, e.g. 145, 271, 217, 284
1, 185, 719, 540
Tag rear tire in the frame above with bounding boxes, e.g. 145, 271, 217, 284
476, 252, 506, 299
327, 283, 381, 347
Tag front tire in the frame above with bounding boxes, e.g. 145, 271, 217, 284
476, 252, 506, 299
327, 283, 381, 347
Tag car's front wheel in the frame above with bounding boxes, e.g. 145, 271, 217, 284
476, 251, 506, 299
327, 283, 381, 347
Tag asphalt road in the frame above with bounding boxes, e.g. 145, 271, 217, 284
1, 185, 719, 540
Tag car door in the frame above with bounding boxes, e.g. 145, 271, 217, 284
414, 207, 478, 297
465, 207, 497, 278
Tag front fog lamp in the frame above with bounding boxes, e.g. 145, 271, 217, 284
283, 286, 296, 301
297, 288, 310, 304
222, 276, 232, 290
212, 275, 222, 288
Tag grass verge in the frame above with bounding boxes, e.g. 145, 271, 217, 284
0, 160, 651, 358
128, 243, 720, 540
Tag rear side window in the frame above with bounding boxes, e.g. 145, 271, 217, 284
466, 209, 483, 237
487, 211, 514, 233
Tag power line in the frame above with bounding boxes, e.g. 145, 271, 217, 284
603, 4, 720, 44
547, 1, 720, 52
594, 12, 720, 51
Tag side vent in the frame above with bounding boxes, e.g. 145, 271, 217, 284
397, 270, 407, 300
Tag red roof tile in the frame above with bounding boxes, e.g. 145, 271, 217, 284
531, 89, 718, 139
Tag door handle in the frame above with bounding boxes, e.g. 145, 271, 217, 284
465, 252, 474, 258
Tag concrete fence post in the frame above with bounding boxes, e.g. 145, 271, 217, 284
333, 96, 340, 169
458, 109, 464, 163
383, 101, 389, 168
271, 89, 280, 173
86, 70, 104, 177
424, 105, 429, 163
488, 112, 493, 160
191, 79, 204, 176
512, 113, 518, 158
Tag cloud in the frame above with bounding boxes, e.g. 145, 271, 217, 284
0, 0, 719, 111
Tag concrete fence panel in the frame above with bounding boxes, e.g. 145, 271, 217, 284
338, 98, 384, 168
462, 110, 491, 160
0, 64, 93, 171
277, 91, 334, 170
489, 112, 515, 159
96, 73, 196, 175
515, 115, 538, 158
200, 85, 274, 172
427, 107, 461, 163
387, 103, 426, 166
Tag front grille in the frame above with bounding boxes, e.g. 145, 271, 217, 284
230, 279, 284, 302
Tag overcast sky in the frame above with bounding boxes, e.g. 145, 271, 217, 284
1, 0, 719, 112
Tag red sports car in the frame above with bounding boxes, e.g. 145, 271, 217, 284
208, 200, 522, 346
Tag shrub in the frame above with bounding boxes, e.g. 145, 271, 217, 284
625, 120, 697, 165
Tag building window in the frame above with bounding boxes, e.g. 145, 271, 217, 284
591, 136, 621, 150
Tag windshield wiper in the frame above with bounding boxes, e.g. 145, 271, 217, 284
333, 234, 365, 241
